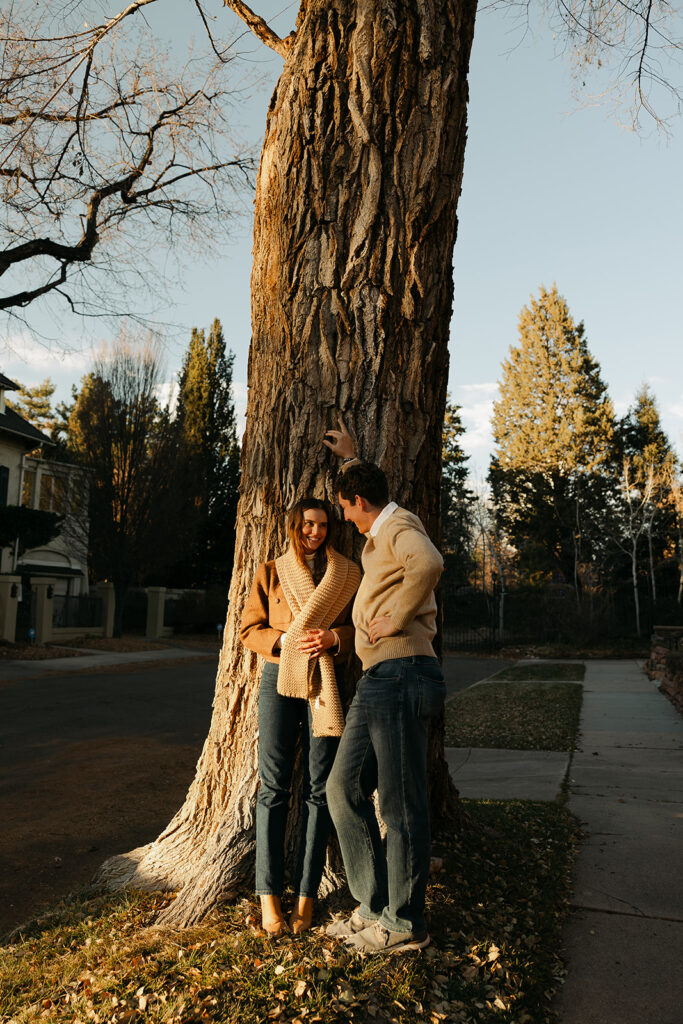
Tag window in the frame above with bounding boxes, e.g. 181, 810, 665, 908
38, 473, 67, 513
39, 473, 54, 511
22, 470, 35, 507
0, 465, 8, 507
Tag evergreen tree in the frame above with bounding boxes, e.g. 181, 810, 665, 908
176, 318, 240, 586
489, 285, 616, 592
441, 397, 474, 583
66, 338, 189, 633
7, 378, 56, 435
618, 383, 674, 472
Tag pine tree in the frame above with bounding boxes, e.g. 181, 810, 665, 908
490, 285, 616, 591
618, 384, 674, 472
441, 397, 474, 583
176, 318, 240, 586
7, 378, 56, 435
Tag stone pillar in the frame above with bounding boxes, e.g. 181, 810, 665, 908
96, 582, 115, 639
32, 577, 57, 644
0, 575, 21, 643
145, 586, 166, 639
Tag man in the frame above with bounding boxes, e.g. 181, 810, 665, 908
323, 420, 445, 954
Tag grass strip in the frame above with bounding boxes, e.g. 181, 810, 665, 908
0, 801, 581, 1024
493, 664, 585, 683
445, 680, 583, 751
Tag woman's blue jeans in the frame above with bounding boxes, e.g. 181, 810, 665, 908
255, 660, 341, 899
326, 656, 446, 934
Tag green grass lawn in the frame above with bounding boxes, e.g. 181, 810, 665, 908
0, 802, 581, 1024
445, 666, 584, 752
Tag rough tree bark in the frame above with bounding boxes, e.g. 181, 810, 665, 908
96, 0, 477, 927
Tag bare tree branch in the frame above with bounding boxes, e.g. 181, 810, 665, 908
222, 0, 295, 57
0, 1, 257, 326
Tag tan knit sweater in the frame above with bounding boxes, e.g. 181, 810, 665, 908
352, 506, 443, 670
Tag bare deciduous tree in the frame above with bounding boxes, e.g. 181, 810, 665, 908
0, 1, 255, 329
614, 458, 656, 636
665, 462, 683, 605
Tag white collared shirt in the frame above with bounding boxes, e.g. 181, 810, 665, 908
369, 500, 398, 538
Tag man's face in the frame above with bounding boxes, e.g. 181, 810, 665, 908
338, 494, 372, 534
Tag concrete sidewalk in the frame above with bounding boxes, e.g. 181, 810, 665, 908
445, 667, 575, 801
555, 660, 683, 1024
446, 659, 683, 1024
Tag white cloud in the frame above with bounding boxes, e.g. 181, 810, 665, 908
232, 381, 248, 439
1, 334, 93, 404
669, 396, 683, 420
450, 382, 497, 477
455, 381, 499, 396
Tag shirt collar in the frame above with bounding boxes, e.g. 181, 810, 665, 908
369, 500, 398, 538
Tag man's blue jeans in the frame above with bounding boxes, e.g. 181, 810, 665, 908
255, 661, 341, 898
326, 656, 446, 934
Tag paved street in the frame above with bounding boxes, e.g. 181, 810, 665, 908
1, 658, 216, 934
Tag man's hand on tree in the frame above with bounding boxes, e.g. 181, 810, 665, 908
323, 415, 355, 459
367, 615, 400, 644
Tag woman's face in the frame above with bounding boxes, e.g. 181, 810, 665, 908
300, 508, 328, 554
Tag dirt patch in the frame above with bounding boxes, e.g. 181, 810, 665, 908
1, 735, 203, 936
55, 636, 172, 652
0, 655, 216, 689
0, 644, 86, 661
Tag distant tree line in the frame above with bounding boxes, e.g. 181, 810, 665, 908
12, 289, 683, 642
11, 319, 240, 635
440, 285, 683, 641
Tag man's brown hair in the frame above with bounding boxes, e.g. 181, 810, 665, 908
335, 462, 389, 509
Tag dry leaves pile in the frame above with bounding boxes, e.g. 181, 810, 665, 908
0, 801, 581, 1024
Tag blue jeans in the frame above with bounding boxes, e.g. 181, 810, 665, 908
326, 656, 445, 934
255, 661, 341, 898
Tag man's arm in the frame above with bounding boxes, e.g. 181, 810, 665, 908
378, 525, 443, 633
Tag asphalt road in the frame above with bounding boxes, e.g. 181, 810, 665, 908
1, 660, 217, 935
0, 653, 512, 935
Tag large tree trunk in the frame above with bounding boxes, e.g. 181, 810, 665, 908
95, 0, 477, 927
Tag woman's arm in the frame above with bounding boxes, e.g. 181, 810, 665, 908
239, 563, 284, 657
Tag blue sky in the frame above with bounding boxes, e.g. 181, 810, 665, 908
2, 1, 681, 478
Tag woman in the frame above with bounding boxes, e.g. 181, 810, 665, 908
240, 498, 360, 936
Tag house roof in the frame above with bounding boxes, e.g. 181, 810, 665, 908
0, 372, 20, 391
0, 405, 53, 449
15, 562, 84, 578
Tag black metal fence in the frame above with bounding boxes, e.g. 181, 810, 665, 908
14, 590, 36, 643
441, 585, 500, 653
441, 580, 682, 650
52, 594, 103, 630
163, 587, 228, 634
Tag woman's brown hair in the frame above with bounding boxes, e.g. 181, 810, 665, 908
287, 497, 336, 565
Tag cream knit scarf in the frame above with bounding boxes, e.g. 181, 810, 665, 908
275, 546, 360, 737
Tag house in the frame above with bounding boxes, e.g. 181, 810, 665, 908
0, 372, 90, 596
